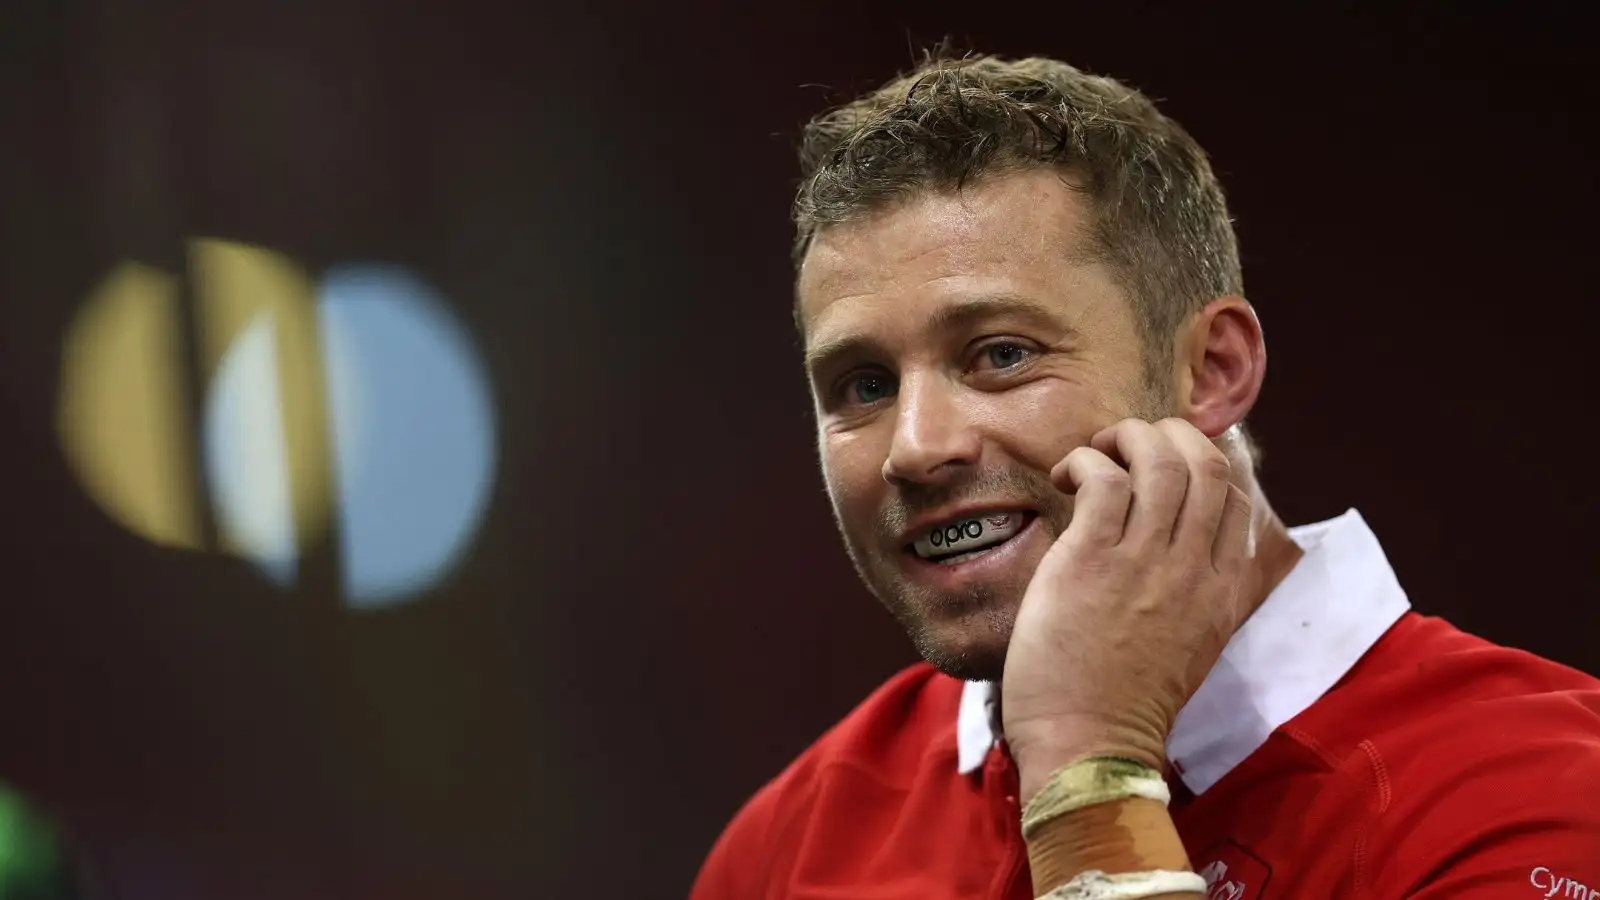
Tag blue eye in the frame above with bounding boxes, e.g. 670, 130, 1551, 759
982, 342, 1032, 370
846, 373, 895, 405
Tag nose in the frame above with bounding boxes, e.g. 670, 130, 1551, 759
882, 371, 981, 486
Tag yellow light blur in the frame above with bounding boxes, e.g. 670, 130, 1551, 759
55, 262, 203, 549
188, 238, 338, 559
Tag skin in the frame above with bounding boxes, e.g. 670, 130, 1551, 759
798, 168, 1306, 811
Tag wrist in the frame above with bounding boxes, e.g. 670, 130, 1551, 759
1024, 798, 1194, 895
1010, 724, 1169, 806
1016, 756, 1195, 895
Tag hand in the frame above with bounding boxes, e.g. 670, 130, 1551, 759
1001, 418, 1255, 803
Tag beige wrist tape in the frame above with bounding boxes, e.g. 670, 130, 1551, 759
1020, 757, 1172, 840
1037, 869, 1208, 899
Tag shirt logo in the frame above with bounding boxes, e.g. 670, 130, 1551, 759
1196, 839, 1271, 900
1199, 861, 1246, 900
1530, 866, 1598, 899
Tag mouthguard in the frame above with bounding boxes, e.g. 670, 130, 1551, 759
913, 512, 1026, 559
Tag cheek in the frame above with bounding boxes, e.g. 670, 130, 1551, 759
819, 431, 884, 516
975, 380, 1119, 470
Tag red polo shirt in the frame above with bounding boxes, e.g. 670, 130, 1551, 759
692, 512, 1600, 899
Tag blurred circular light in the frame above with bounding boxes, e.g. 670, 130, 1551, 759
316, 265, 498, 607
202, 312, 301, 586
59, 240, 498, 609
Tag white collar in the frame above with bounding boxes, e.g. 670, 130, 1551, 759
955, 509, 1411, 794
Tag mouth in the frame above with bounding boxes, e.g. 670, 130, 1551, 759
908, 510, 1038, 565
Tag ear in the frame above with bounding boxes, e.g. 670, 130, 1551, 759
1178, 296, 1266, 439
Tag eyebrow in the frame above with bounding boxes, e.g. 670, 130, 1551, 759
802, 294, 1070, 374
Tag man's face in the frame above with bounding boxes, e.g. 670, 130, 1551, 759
798, 169, 1170, 682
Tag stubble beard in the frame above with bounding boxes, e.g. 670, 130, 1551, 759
833, 387, 1176, 684
836, 467, 1069, 684
896, 580, 1018, 683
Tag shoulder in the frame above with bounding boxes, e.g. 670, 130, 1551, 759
1302, 614, 1600, 895
1319, 613, 1600, 789
1364, 615, 1599, 812
1327, 612, 1600, 752
689, 662, 964, 899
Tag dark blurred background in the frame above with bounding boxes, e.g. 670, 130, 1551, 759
0, 3, 1593, 898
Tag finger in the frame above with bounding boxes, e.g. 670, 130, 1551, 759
1153, 418, 1233, 554
1050, 446, 1132, 549
1089, 419, 1187, 547
1211, 483, 1254, 575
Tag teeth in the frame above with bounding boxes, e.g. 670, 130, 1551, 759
913, 512, 1026, 560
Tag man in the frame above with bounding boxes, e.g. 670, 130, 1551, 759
692, 53, 1600, 899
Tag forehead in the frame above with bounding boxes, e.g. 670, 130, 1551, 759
796, 169, 1106, 342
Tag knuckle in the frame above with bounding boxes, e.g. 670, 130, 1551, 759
1069, 547, 1122, 576
1154, 416, 1196, 439
1148, 453, 1189, 481
1216, 554, 1245, 578
1227, 485, 1254, 515
1195, 452, 1233, 482
1064, 445, 1102, 466
1087, 465, 1131, 491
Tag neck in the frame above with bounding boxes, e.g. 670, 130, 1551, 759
1238, 476, 1303, 620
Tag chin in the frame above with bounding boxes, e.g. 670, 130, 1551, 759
908, 613, 1014, 683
